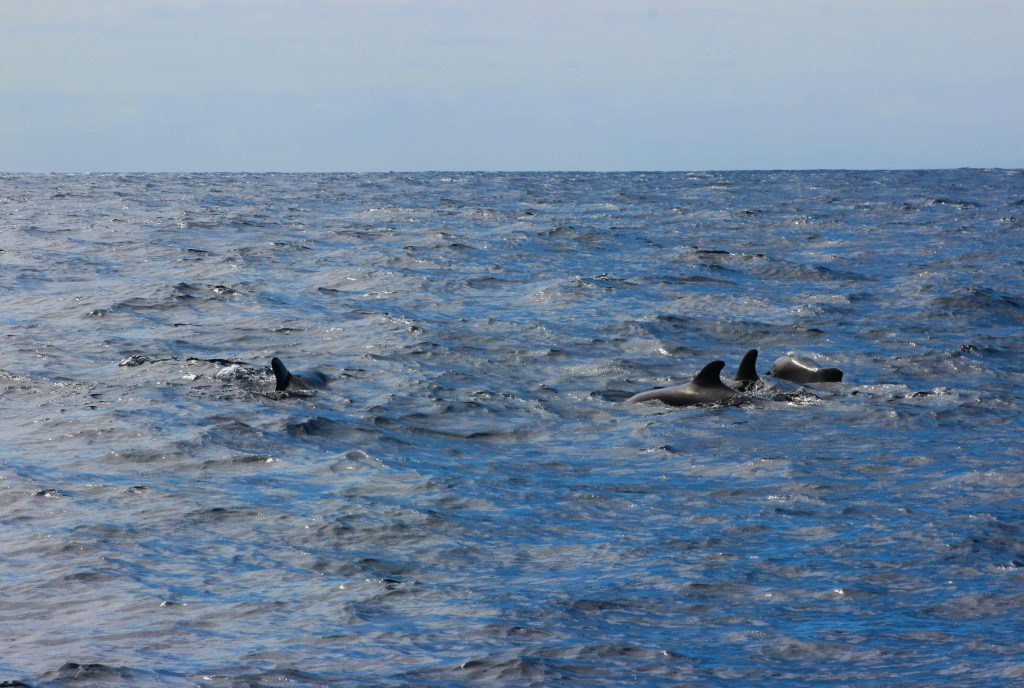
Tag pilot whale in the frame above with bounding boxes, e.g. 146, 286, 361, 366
627, 360, 741, 407
271, 357, 329, 391
769, 355, 843, 383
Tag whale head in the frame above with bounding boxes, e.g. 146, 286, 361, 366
816, 367, 844, 382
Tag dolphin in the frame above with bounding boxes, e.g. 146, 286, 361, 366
768, 355, 843, 383
627, 360, 742, 407
271, 357, 329, 391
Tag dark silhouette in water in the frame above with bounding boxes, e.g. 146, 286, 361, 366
733, 348, 761, 391
627, 360, 741, 407
271, 357, 329, 391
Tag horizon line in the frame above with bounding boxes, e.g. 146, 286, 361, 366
3, 166, 1021, 175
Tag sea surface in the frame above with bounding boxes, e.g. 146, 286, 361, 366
2, 170, 1023, 687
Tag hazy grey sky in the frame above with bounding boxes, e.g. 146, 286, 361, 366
2, 0, 1021, 171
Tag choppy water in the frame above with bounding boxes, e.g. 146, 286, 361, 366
2, 170, 1023, 686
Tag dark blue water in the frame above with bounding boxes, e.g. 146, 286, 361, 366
2, 171, 1023, 686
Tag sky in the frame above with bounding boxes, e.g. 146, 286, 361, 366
1, 0, 1022, 172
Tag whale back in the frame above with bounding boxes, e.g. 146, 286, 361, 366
626, 359, 742, 406
272, 357, 329, 391
770, 355, 844, 383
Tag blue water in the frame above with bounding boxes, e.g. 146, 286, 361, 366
2, 170, 1023, 686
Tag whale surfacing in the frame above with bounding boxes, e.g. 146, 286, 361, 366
271, 357, 329, 391
627, 360, 741, 407
769, 355, 843, 383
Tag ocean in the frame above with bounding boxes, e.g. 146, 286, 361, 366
2, 170, 1023, 686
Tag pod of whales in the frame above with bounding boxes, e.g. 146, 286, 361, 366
626, 360, 741, 407
768, 355, 843, 383
271, 357, 329, 391
627, 349, 844, 407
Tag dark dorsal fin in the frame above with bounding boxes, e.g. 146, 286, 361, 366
692, 360, 726, 387
735, 349, 759, 381
271, 357, 291, 391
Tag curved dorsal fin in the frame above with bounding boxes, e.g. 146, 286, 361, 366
271, 357, 291, 391
693, 360, 726, 387
735, 349, 759, 381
